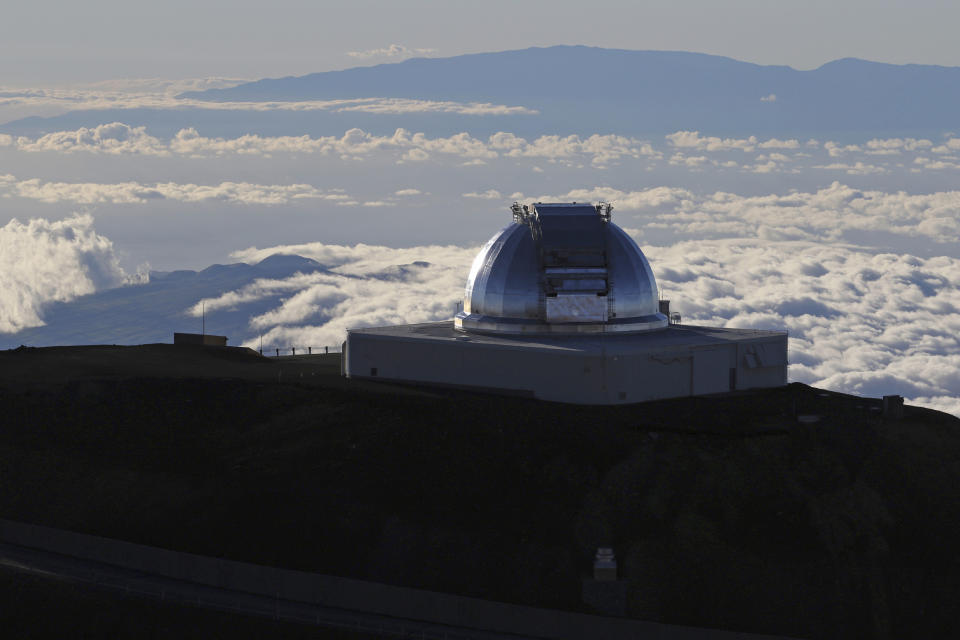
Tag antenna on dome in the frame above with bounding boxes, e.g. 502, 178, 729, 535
596, 201, 613, 222
511, 202, 530, 223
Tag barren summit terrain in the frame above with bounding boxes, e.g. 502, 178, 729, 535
1, 344, 959, 638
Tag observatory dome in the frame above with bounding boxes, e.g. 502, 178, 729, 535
455, 202, 668, 335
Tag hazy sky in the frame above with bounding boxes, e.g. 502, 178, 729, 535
5, 0, 960, 85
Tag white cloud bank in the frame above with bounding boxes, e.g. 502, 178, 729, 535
0, 215, 139, 333
0, 89, 533, 116
4, 172, 958, 253
15, 122, 166, 155
12, 125, 960, 178
0, 174, 357, 205
8, 124, 648, 166
666, 130, 801, 152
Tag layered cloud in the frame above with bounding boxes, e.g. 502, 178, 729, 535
666, 130, 802, 152
15, 123, 165, 155
662, 131, 960, 175
0, 174, 359, 205
335, 99, 535, 115
463, 189, 505, 199
0, 88, 534, 116
9, 169, 956, 252
529, 183, 960, 244
486, 132, 658, 166
8, 124, 960, 177
7, 124, 647, 166
346, 44, 438, 59
0, 215, 138, 333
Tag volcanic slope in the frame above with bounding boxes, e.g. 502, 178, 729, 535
1, 344, 958, 639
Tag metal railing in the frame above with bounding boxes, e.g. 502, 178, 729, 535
260, 345, 342, 357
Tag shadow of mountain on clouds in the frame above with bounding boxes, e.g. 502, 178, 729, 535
0, 254, 328, 349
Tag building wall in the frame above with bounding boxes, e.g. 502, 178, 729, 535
346, 330, 787, 405
607, 351, 692, 403
736, 335, 788, 390
692, 347, 733, 396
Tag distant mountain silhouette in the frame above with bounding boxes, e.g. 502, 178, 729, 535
4, 46, 959, 138
185, 47, 786, 103
0, 255, 330, 350
179, 46, 960, 137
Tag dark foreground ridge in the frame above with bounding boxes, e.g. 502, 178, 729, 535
1, 344, 958, 638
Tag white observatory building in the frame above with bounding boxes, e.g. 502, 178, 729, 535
344, 202, 787, 404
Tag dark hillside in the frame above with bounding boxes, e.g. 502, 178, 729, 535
1, 345, 959, 638
0, 567, 368, 639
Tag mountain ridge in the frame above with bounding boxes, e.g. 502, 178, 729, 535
7, 46, 960, 138
173, 45, 960, 137
184, 46, 960, 102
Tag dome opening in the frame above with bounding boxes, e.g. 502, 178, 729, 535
455, 202, 668, 335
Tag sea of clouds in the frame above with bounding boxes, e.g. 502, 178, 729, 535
8, 211, 956, 414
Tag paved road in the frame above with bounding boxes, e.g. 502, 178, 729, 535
0, 541, 537, 640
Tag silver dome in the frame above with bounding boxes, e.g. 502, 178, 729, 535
455, 202, 668, 335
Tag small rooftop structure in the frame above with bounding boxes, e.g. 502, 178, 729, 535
344, 201, 787, 404
174, 332, 228, 347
